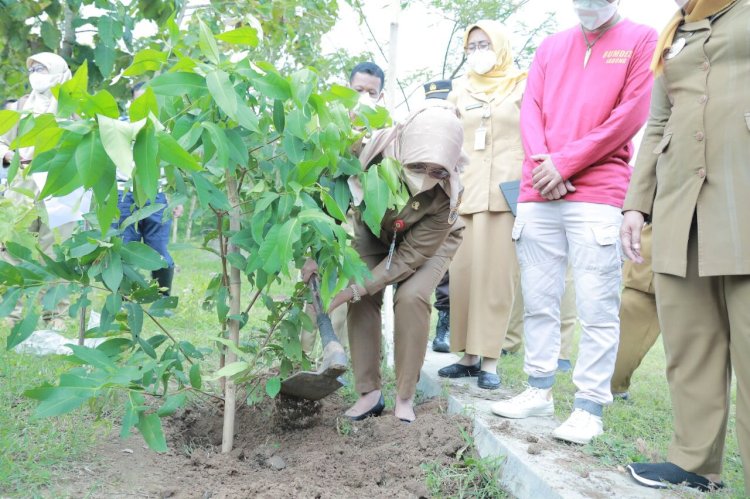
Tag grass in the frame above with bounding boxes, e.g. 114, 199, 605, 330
422, 425, 508, 499
492, 326, 745, 498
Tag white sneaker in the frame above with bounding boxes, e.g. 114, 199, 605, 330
552, 409, 603, 444
491, 387, 554, 419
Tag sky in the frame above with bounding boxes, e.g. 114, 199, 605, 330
322, 0, 678, 116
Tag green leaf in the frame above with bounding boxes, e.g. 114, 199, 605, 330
83, 90, 120, 119
321, 191, 347, 222
138, 336, 157, 359
149, 72, 207, 99
133, 122, 159, 204
191, 172, 230, 210
200, 122, 230, 168
249, 66, 292, 101
189, 364, 202, 389
235, 104, 260, 132
0, 110, 20, 135
29, 387, 91, 418
216, 26, 259, 47
136, 413, 168, 452
41, 284, 70, 312
197, 19, 220, 64
56, 63, 89, 117
75, 132, 109, 191
157, 393, 186, 417
124, 302, 143, 337
290, 69, 317, 108
120, 242, 167, 271
210, 361, 250, 380
272, 99, 285, 133
98, 114, 146, 177
157, 131, 202, 172
276, 218, 301, 273
282, 134, 306, 164
7, 312, 38, 349
362, 165, 389, 237
123, 49, 168, 77
67, 344, 117, 371
265, 377, 281, 398
40, 20, 61, 51
14, 114, 58, 148
119, 203, 166, 232
149, 296, 178, 317
121, 397, 138, 438
0, 288, 23, 318
206, 70, 238, 119
94, 41, 116, 79
129, 87, 158, 122
0, 261, 24, 286
102, 252, 123, 292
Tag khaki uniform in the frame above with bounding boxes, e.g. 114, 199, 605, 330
348, 186, 463, 399
610, 224, 659, 393
623, 1, 750, 487
446, 79, 524, 358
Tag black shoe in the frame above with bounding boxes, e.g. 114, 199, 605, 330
432, 309, 450, 353
438, 362, 481, 378
627, 462, 724, 492
477, 371, 501, 390
346, 394, 385, 421
152, 266, 175, 296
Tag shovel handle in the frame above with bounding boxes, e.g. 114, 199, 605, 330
308, 275, 340, 349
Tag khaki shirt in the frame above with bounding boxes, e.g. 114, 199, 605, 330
352, 186, 463, 295
624, 0, 750, 277
448, 79, 525, 215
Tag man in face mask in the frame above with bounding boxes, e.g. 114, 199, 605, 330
349, 61, 385, 108
489, 1, 657, 446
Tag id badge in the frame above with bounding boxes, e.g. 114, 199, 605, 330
474, 127, 487, 151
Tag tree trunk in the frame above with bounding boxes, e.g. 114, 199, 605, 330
185, 195, 197, 240
221, 170, 242, 453
60, 3, 75, 60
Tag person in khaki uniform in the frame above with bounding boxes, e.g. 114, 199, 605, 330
435, 21, 526, 390
610, 223, 659, 398
322, 106, 465, 423
622, 0, 750, 492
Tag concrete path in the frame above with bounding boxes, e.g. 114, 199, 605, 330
417, 350, 693, 499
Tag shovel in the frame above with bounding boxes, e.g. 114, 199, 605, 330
280, 275, 348, 401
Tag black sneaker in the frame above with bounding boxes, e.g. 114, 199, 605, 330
432, 310, 450, 353
627, 462, 724, 492
438, 362, 481, 378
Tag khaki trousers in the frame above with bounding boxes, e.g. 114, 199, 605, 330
655, 223, 750, 490
348, 253, 450, 399
611, 225, 659, 393
449, 211, 517, 358
505, 267, 576, 360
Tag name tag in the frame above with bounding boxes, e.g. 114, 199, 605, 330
474, 127, 487, 151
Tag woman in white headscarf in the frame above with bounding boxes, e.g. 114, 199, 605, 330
0, 52, 78, 331
309, 105, 466, 423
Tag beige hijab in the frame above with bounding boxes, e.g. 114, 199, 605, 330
23, 52, 72, 115
355, 106, 468, 223
463, 20, 527, 97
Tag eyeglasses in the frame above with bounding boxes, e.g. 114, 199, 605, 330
406, 163, 450, 179
28, 65, 48, 74
465, 41, 491, 53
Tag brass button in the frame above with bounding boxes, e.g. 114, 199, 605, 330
701, 60, 710, 71
698, 168, 706, 178
698, 95, 708, 104
695, 131, 705, 141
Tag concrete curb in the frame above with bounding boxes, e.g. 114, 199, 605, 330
417, 350, 683, 499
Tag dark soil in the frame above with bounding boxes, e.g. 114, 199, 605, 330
53, 395, 472, 498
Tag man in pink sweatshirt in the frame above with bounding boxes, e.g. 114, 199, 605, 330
490, 0, 657, 444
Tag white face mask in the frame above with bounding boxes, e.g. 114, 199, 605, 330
573, 0, 618, 31
29, 73, 58, 93
467, 49, 496, 75
674, 0, 689, 7
402, 168, 441, 196
356, 92, 378, 110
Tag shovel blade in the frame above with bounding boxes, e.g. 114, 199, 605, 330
280, 362, 347, 401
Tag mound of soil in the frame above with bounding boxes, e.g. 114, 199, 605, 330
54, 395, 471, 498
